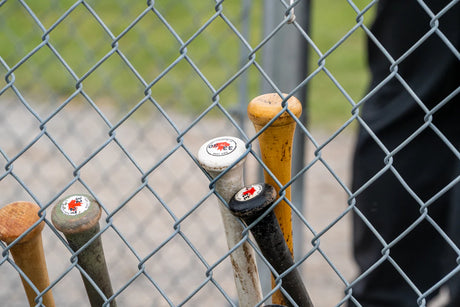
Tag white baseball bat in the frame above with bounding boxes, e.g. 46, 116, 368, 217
198, 136, 263, 307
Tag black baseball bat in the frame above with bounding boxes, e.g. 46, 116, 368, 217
229, 183, 314, 307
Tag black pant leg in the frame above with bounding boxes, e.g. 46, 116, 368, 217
445, 161, 460, 307
350, 114, 460, 307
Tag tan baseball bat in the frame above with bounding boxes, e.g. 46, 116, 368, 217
0, 201, 55, 307
247, 93, 302, 305
197, 136, 263, 306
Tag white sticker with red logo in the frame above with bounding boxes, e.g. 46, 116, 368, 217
235, 184, 263, 201
206, 138, 237, 156
61, 195, 90, 216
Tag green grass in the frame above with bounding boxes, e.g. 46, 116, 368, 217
0, 0, 375, 129
308, 0, 375, 129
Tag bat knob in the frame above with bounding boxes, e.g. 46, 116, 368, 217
228, 183, 277, 225
247, 93, 302, 127
197, 136, 247, 172
0, 201, 45, 244
51, 194, 101, 235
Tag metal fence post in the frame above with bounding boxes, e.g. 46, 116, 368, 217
260, 0, 311, 297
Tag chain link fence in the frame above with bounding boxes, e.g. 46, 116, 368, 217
1, 0, 459, 306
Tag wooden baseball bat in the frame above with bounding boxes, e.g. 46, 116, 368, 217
229, 183, 314, 307
247, 93, 302, 304
197, 136, 263, 306
0, 201, 55, 307
51, 194, 116, 307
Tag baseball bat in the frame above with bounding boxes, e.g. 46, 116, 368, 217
229, 183, 314, 307
0, 201, 55, 307
248, 93, 302, 304
197, 136, 263, 306
51, 194, 116, 307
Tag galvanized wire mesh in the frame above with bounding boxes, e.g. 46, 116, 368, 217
1, 0, 459, 306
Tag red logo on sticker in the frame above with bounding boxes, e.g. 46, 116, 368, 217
61, 195, 91, 216
206, 139, 237, 156
214, 141, 231, 151
243, 187, 256, 196
235, 184, 263, 201
68, 199, 82, 213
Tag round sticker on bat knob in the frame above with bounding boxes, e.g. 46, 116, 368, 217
206, 138, 237, 156
235, 184, 263, 202
60, 195, 91, 216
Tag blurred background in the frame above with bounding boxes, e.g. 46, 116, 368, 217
0, 0, 376, 306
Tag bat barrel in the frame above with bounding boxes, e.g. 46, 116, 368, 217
0, 201, 55, 307
198, 136, 263, 306
52, 194, 116, 307
229, 184, 314, 307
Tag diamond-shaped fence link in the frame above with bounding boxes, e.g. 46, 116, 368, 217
1, 0, 459, 306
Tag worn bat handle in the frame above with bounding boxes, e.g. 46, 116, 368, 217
0, 201, 55, 307
51, 194, 116, 307
198, 136, 263, 306
229, 184, 313, 307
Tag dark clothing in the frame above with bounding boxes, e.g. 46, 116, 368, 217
350, 0, 460, 306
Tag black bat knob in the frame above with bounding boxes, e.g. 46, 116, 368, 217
229, 183, 314, 307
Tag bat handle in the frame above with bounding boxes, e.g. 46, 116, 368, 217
229, 184, 314, 307
51, 195, 116, 307
64, 224, 116, 307
0, 202, 55, 307
10, 233, 56, 307
211, 167, 264, 306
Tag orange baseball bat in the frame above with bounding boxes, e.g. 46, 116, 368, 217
247, 93, 302, 305
0, 201, 55, 307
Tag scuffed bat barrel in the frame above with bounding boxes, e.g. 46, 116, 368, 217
229, 184, 314, 307
0, 201, 55, 307
51, 194, 116, 307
